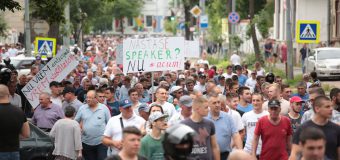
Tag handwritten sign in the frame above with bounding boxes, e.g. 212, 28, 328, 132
123, 37, 185, 73
115, 44, 123, 64
21, 48, 79, 108
185, 40, 200, 58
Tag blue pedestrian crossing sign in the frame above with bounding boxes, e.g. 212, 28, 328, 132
296, 20, 320, 44
35, 37, 56, 59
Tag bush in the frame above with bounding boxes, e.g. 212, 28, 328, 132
207, 55, 229, 68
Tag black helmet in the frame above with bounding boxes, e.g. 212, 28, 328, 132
265, 72, 275, 84
163, 124, 196, 160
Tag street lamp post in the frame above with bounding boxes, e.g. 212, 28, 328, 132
24, 0, 31, 56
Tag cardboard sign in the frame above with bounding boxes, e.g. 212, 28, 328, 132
185, 40, 200, 58
116, 44, 123, 64
123, 37, 185, 73
21, 48, 79, 108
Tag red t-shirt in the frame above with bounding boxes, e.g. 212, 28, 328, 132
254, 115, 292, 160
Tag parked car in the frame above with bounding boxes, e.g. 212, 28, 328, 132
305, 47, 340, 79
1, 55, 36, 76
20, 122, 54, 160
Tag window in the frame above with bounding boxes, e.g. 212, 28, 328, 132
145, 16, 153, 27
127, 17, 134, 27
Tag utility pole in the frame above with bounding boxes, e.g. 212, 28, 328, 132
24, 0, 31, 56
286, 0, 294, 79
63, 1, 70, 49
199, 0, 205, 51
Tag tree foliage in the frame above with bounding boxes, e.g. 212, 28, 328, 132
0, 0, 21, 12
236, 0, 267, 19
206, 0, 228, 43
30, 0, 67, 25
0, 15, 7, 36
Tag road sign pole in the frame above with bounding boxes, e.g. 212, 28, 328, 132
305, 43, 309, 73
231, 0, 235, 35
24, 0, 31, 56
200, 0, 206, 51
286, 0, 294, 79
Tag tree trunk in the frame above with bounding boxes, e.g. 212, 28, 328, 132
184, 4, 192, 40
120, 18, 124, 34
249, 0, 261, 60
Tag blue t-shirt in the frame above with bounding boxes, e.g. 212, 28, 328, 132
237, 103, 253, 113
238, 74, 248, 86
291, 93, 309, 102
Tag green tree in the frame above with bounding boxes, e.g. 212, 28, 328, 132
109, 0, 143, 34
0, 0, 21, 12
30, 0, 67, 39
206, 0, 228, 43
0, 15, 7, 36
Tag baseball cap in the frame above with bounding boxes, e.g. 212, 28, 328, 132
179, 95, 193, 107
138, 103, 149, 113
198, 73, 206, 78
120, 99, 132, 108
62, 87, 75, 95
290, 96, 305, 103
149, 111, 168, 123
268, 99, 281, 108
170, 86, 182, 94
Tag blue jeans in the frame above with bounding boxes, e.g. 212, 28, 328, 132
0, 151, 20, 160
82, 143, 107, 160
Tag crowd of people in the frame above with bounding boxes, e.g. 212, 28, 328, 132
0, 36, 339, 160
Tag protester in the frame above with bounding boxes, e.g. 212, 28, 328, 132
75, 90, 111, 160
102, 99, 145, 155
181, 96, 220, 160
32, 92, 64, 132
105, 127, 147, 160
0, 85, 30, 160
49, 106, 82, 160
139, 111, 168, 159
241, 93, 268, 156
252, 99, 292, 160
207, 93, 242, 159
290, 96, 340, 160
62, 87, 83, 112
168, 95, 193, 126
298, 127, 328, 160
287, 96, 304, 134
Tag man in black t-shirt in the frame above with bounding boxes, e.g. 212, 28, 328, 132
0, 84, 30, 160
290, 96, 340, 160
181, 96, 220, 160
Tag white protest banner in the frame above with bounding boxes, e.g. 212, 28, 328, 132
123, 37, 185, 73
21, 48, 79, 108
184, 40, 200, 58
115, 44, 123, 64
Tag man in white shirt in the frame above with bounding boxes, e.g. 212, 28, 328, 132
150, 87, 177, 119
194, 74, 207, 93
230, 51, 241, 66
245, 71, 257, 93
262, 83, 290, 115
222, 65, 236, 79
50, 81, 63, 107
241, 93, 269, 156
102, 99, 145, 155
8, 81, 21, 108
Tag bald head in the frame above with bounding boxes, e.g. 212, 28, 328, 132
0, 85, 9, 99
228, 150, 255, 160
